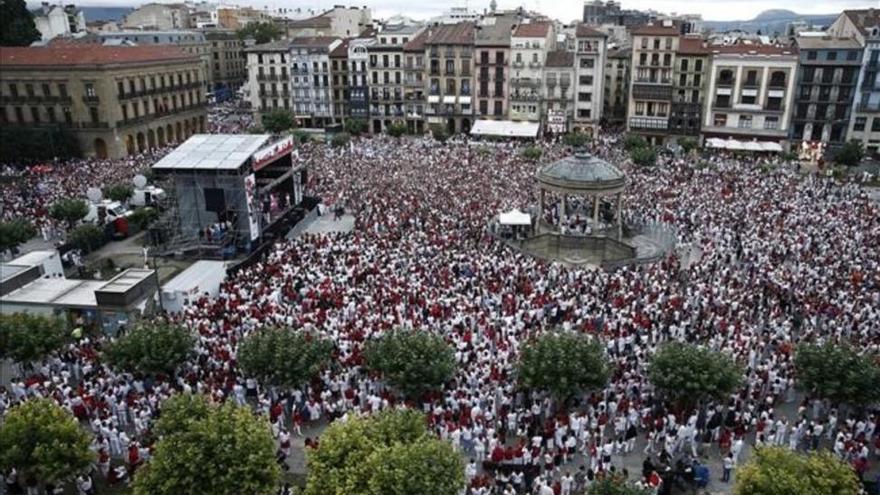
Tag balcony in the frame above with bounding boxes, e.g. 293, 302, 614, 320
78, 121, 110, 129
857, 103, 880, 113
512, 61, 525, 68
628, 116, 669, 130
528, 61, 542, 69
510, 92, 540, 102
82, 95, 100, 103
632, 84, 672, 100
257, 73, 281, 81
716, 79, 735, 88
511, 77, 540, 88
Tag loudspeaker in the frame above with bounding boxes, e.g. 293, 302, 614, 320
204, 188, 226, 212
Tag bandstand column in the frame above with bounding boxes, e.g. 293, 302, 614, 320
539, 188, 545, 219
616, 192, 623, 240
560, 193, 566, 224
592, 195, 599, 233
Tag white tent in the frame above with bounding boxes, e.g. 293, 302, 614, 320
742, 140, 764, 152
470, 120, 540, 138
498, 209, 532, 226
760, 141, 783, 152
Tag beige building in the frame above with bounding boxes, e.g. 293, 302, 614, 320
0, 46, 207, 159
543, 50, 575, 134
573, 24, 607, 135
284, 6, 372, 39
425, 22, 476, 134
368, 24, 423, 133
123, 3, 191, 30
204, 29, 247, 91
510, 21, 555, 122
627, 23, 679, 144
603, 47, 630, 125
244, 41, 291, 117
475, 14, 515, 120
403, 30, 429, 134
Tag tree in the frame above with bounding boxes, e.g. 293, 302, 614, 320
622, 134, 648, 152
292, 129, 311, 143
67, 223, 105, 252
103, 182, 134, 203
563, 132, 589, 148
0, 313, 68, 364
154, 393, 212, 437
128, 207, 159, 231
386, 121, 408, 137
331, 132, 351, 148
305, 409, 464, 495
260, 109, 295, 134
588, 478, 651, 495
236, 21, 281, 44
0, 399, 93, 490
363, 330, 456, 400
678, 137, 699, 154
521, 145, 543, 161
430, 124, 449, 143
0, 220, 36, 254
133, 396, 280, 495
834, 141, 864, 166
734, 446, 860, 495
630, 146, 657, 167
103, 321, 194, 376
344, 118, 368, 136
516, 331, 610, 405
0, 0, 40, 46
238, 327, 334, 389
794, 342, 880, 406
49, 198, 89, 230
647, 342, 743, 408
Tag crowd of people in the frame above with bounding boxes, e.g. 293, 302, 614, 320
1, 132, 879, 495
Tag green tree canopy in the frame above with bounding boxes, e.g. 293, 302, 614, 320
133, 395, 280, 495
563, 132, 589, 148
103, 182, 134, 203
386, 121, 408, 137
0, 399, 93, 488
49, 197, 89, 230
128, 206, 159, 231
238, 327, 334, 389
521, 145, 543, 161
260, 109, 295, 134
678, 137, 699, 154
430, 124, 449, 143
0, 0, 40, 46
331, 132, 352, 147
0, 313, 68, 364
630, 146, 657, 167
305, 408, 464, 495
0, 220, 36, 253
364, 330, 456, 400
103, 321, 194, 376
734, 446, 860, 495
623, 134, 648, 152
647, 342, 743, 408
236, 21, 281, 44
794, 342, 880, 406
588, 477, 651, 495
67, 223, 105, 252
344, 118, 368, 136
834, 141, 864, 167
516, 331, 610, 405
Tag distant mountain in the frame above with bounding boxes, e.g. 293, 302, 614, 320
80, 6, 132, 22
704, 9, 839, 35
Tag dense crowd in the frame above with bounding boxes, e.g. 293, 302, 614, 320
2, 134, 879, 495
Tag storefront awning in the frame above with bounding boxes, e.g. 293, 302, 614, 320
470, 119, 540, 138
706, 137, 782, 153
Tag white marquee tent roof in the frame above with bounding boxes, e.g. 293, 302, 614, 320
706, 137, 782, 153
498, 209, 532, 226
152, 134, 272, 171
470, 120, 540, 138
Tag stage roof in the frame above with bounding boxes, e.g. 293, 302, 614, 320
152, 134, 272, 171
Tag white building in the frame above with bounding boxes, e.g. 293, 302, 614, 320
285, 6, 372, 38
510, 21, 555, 122
573, 24, 607, 135
124, 3, 191, 30
290, 37, 342, 128
430, 7, 481, 25
32, 3, 87, 41
244, 41, 291, 118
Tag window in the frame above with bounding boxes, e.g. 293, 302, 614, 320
89, 107, 99, 123
764, 116, 778, 130
63, 107, 72, 124
58, 83, 67, 97
14, 107, 23, 122
117, 81, 125, 96
713, 113, 727, 126
807, 51, 817, 60
640, 37, 648, 49
854, 116, 867, 131
30, 107, 40, 123
41, 83, 51, 97
579, 75, 593, 85
85, 83, 96, 97
494, 101, 502, 115
847, 50, 858, 61
639, 53, 648, 65
826, 51, 837, 61
680, 59, 688, 71
580, 58, 594, 69
744, 70, 758, 87
695, 59, 702, 71
479, 100, 488, 115
665, 37, 672, 49
578, 109, 591, 118
25, 84, 34, 97
737, 116, 751, 129
46, 107, 56, 123
766, 97, 783, 111
578, 92, 591, 102
715, 95, 730, 108
741, 94, 756, 105
9, 83, 18, 97
872, 118, 880, 132
718, 69, 734, 85
770, 71, 786, 87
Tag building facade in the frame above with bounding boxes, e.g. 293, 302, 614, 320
32, 3, 87, 41
403, 31, 429, 134
627, 23, 679, 144
572, 24, 607, 135
670, 36, 709, 138
123, 3, 191, 30
474, 15, 514, 120
330, 39, 351, 124
285, 6, 372, 39
510, 21, 555, 123
96, 31, 213, 91
368, 24, 421, 133
348, 37, 375, 122
424, 23, 476, 134
203, 29, 246, 92
0, 46, 207, 159
245, 41, 291, 117
603, 47, 630, 125
701, 45, 798, 147
543, 51, 575, 134
290, 37, 342, 128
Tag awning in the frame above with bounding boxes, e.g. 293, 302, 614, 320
427, 95, 440, 103
442, 96, 456, 104
458, 96, 472, 105
499, 209, 532, 226
470, 119, 540, 138
706, 137, 782, 152
760, 141, 783, 152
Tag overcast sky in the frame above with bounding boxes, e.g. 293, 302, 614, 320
34, 0, 879, 22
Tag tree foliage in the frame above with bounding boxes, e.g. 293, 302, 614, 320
0, 399, 93, 488
154, 393, 212, 438
0, 126, 81, 163
516, 331, 610, 404
238, 327, 334, 389
49, 197, 89, 229
630, 145, 657, 167
563, 132, 589, 148
521, 145, 543, 161
647, 342, 743, 407
103, 321, 194, 376
344, 118, 368, 136
364, 330, 456, 400
0, 313, 68, 364
128, 206, 159, 231
331, 132, 351, 148
133, 396, 280, 495
734, 446, 860, 495
0, 0, 40, 46
834, 141, 864, 167
236, 21, 281, 44
794, 342, 880, 406
305, 409, 464, 495
0, 220, 36, 253
588, 478, 651, 495
386, 121, 408, 137
678, 137, 699, 154
623, 134, 648, 152
103, 182, 134, 203
261, 109, 295, 134
67, 223, 106, 252
430, 124, 449, 143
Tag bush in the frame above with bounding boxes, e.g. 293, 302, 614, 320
103, 321, 194, 376
386, 121, 408, 138
238, 328, 333, 389
834, 141, 864, 166
0, 313, 68, 364
49, 197, 89, 229
630, 146, 657, 167
291, 129, 311, 144
331, 132, 351, 148
517, 331, 610, 406
67, 224, 106, 252
103, 182, 134, 203
128, 207, 159, 231
563, 133, 589, 148
344, 118, 368, 136
678, 137, 699, 154
521, 145, 543, 161
734, 446, 860, 495
0, 220, 36, 254
430, 125, 449, 143
623, 135, 648, 152
364, 330, 456, 400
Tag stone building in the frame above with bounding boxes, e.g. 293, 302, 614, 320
424, 22, 476, 134
475, 14, 515, 120
510, 21, 555, 123
627, 23, 679, 144
32, 3, 87, 42
329, 39, 351, 124
669, 36, 709, 139
123, 3, 191, 30
543, 50, 575, 134
572, 24, 607, 135
244, 41, 291, 117
367, 23, 422, 133
290, 37, 342, 128
95, 31, 213, 91
203, 29, 246, 92
348, 36, 376, 122
603, 47, 630, 125
0, 46, 207, 159
284, 6, 372, 39
403, 30, 430, 134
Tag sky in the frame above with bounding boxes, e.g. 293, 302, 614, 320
28, 0, 879, 22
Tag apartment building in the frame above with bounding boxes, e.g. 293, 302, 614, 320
123, 3, 191, 30
367, 24, 422, 133
203, 29, 246, 92
245, 41, 291, 117
701, 45, 798, 147
348, 36, 376, 122
510, 21, 555, 123
544, 51, 575, 134
32, 3, 87, 41
290, 37, 342, 128
403, 30, 430, 134
572, 24, 607, 135
284, 6, 372, 38
670, 36, 709, 138
0, 45, 207, 159
474, 15, 515, 120
827, 9, 880, 158
627, 23, 679, 144
329, 39, 351, 125
603, 47, 630, 125
425, 22, 476, 134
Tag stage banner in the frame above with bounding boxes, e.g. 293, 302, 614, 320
244, 173, 260, 241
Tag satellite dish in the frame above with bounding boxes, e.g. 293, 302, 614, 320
86, 187, 103, 203
133, 174, 148, 189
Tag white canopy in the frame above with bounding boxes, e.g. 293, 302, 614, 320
498, 209, 532, 226
706, 137, 781, 153
470, 119, 540, 138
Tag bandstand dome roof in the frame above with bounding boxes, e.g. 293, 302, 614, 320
536, 151, 626, 195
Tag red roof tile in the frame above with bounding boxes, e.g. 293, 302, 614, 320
575, 24, 606, 38
0, 45, 195, 68
329, 38, 351, 57
709, 44, 798, 56
677, 37, 708, 55
403, 29, 430, 52
630, 24, 679, 36
513, 21, 552, 38
545, 50, 574, 67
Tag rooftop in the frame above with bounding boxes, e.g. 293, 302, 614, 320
630, 24, 679, 36
710, 44, 798, 56
537, 152, 626, 194
425, 22, 475, 45
152, 134, 272, 171
843, 9, 880, 36
329, 38, 351, 57
575, 24, 607, 38
795, 36, 863, 50
290, 36, 340, 49
545, 50, 574, 67
677, 37, 709, 55
475, 15, 515, 46
244, 40, 290, 52
0, 45, 194, 68
513, 21, 552, 38
403, 28, 431, 52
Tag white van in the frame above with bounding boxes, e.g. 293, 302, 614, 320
131, 186, 166, 207
85, 200, 131, 224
